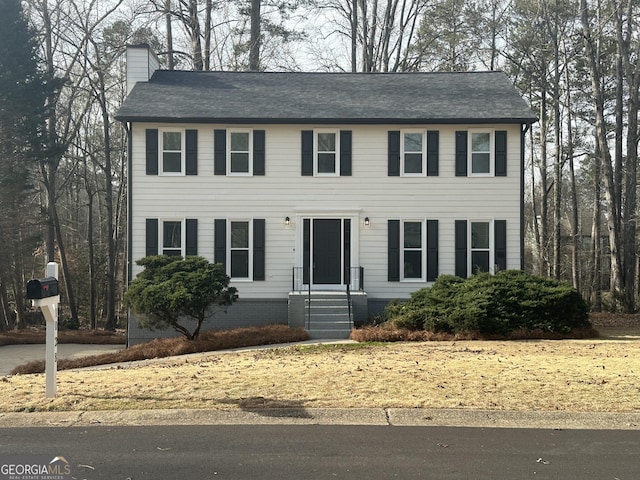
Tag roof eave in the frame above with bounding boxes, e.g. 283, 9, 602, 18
114, 115, 538, 125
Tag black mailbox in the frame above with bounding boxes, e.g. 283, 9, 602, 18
26, 277, 59, 299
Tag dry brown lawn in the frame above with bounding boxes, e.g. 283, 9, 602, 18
1, 326, 638, 414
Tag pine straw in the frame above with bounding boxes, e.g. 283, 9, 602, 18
1, 327, 639, 414
9, 325, 309, 375
0, 328, 125, 347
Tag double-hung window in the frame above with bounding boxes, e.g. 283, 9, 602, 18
215, 218, 265, 281
160, 130, 184, 174
145, 218, 197, 257
402, 220, 424, 280
455, 219, 506, 278
230, 220, 251, 279
469, 130, 493, 175
229, 130, 252, 174
162, 220, 183, 256
301, 130, 351, 176
470, 220, 491, 273
402, 132, 424, 175
316, 131, 338, 175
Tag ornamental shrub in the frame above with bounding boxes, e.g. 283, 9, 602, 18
123, 255, 238, 340
384, 271, 590, 336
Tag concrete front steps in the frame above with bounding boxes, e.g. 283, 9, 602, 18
305, 293, 353, 339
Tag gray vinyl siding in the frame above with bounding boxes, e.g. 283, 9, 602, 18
130, 122, 522, 301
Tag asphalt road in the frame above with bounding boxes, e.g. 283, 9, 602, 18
1, 424, 638, 479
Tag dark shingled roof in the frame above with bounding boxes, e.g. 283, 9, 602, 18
115, 70, 537, 125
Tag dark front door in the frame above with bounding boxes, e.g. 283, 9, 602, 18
313, 219, 342, 285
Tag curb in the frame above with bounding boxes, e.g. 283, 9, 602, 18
1, 408, 639, 430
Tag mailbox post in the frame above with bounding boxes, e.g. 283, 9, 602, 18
26, 262, 60, 398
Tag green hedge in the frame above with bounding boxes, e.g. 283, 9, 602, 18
384, 271, 590, 335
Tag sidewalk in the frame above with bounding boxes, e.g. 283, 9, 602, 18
1, 407, 639, 430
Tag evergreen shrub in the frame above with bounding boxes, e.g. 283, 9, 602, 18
384, 270, 590, 335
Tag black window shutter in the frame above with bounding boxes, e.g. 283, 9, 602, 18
339, 130, 352, 176
303, 219, 311, 284
388, 220, 400, 282
343, 219, 351, 284
455, 220, 468, 278
185, 219, 198, 256
214, 219, 227, 268
301, 130, 313, 176
185, 129, 198, 175
427, 131, 439, 176
253, 219, 265, 280
388, 131, 400, 176
495, 219, 507, 272
455, 131, 468, 177
145, 129, 158, 175
214, 129, 226, 175
254, 130, 265, 176
427, 220, 439, 281
145, 218, 158, 256
495, 131, 507, 176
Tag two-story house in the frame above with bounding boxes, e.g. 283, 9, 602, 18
116, 45, 537, 345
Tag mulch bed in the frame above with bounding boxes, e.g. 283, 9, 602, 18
0, 328, 125, 346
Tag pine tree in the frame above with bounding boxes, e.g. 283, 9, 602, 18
0, 0, 52, 329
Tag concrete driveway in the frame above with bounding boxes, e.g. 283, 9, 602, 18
0, 343, 124, 376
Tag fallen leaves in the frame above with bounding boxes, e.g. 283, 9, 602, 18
1, 336, 639, 413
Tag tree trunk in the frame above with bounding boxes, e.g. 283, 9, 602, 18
351, 0, 358, 72
0, 278, 10, 331
87, 185, 97, 329
189, 0, 203, 70
581, 0, 624, 309
249, 0, 261, 71
564, 47, 580, 291
538, 92, 550, 276
166, 0, 174, 69
613, 0, 639, 313
204, 0, 212, 70
592, 141, 603, 311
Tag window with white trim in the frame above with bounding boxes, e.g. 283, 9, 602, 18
162, 220, 183, 256
402, 131, 424, 175
229, 220, 252, 279
160, 130, 184, 174
316, 131, 338, 175
229, 130, 252, 174
402, 220, 424, 280
469, 130, 493, 175
470, 220, 492, 273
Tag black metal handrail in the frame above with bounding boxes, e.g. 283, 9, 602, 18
291, 266, 364, 292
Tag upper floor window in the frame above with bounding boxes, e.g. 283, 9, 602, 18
456, 130, 507, 177
301, 130, 352, 176
388, 130, 438, 177
316, 131, 338, 175
229, 131, 252, 174
402, 132, 424, 175
215, 129, 265, 176
161, 130, 184, 174
470, 131, 492, 175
